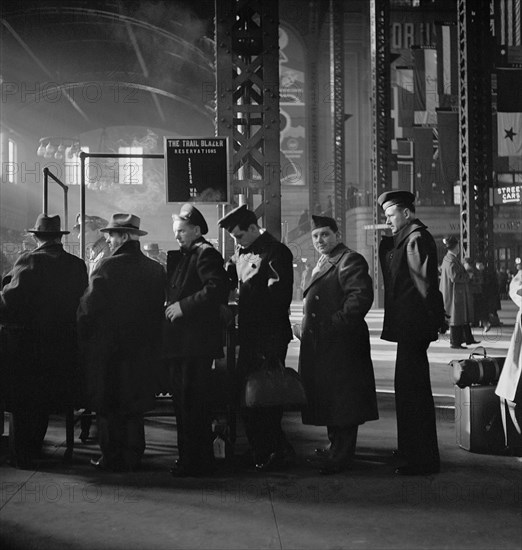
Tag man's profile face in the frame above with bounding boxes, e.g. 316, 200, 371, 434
384, 204, 409, 234
311, 226, 339, 255
106, 230, 126, 251
230, 224, 258, 248
173, 219, 200, 250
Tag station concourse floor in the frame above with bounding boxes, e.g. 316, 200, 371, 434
0, 301, 521, 550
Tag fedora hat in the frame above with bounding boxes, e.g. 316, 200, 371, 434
26, 214, 69, 235
100, 213, 147, 236
73, 214, 108, 232
143, 243, 160, 253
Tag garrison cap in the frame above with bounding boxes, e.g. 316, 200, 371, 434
173, 203, 208, 235
377, 190, 415, 211
311, 215, 338, 233
217, 204, 257, 232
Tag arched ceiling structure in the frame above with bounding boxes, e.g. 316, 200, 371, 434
0, 0, 216, 139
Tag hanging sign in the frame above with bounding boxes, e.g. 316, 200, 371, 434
165, 137, 229, 203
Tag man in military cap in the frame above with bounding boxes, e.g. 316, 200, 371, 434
163, 204, 228, 477
218, 204, 295, 472
78, 213, 166, 472
0, 214, 88, 468
296, 214, 378, 474
377, 190, 446, 475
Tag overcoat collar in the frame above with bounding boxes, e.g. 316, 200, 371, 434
111, 239, 141, 256
393, 219, 427, 247
305, 243, 348, 291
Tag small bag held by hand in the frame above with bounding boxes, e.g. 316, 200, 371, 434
242, 354, 307, 410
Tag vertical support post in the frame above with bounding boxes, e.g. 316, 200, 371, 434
370, 0, 391, 307
80, 152, 86, 261
330, 0, 346, 241
458, 0, 494, 266
215, 0, 282, 238
43, 167, 49, 214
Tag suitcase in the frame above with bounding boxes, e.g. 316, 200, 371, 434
455, 385, 505, 454
450, 346, 505, 388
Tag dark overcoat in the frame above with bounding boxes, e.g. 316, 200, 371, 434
0, 242, 88, 411
162, 237, 228, 358
379, 219, 445, 343
439, 251, 473, 326
77, 240, 166, 415
298, 244, 379, 426
227, 231, 293, 372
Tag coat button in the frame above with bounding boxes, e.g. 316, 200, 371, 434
311, 313, 316, 318
315, 296, 319, 300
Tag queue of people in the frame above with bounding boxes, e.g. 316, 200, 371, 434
0, 193, 457, 477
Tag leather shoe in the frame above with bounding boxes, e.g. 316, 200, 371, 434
394, 465, 439, 476
90, 457, 124, 472
90, 458, 110, 471
467, 340, 481, 345
450, 344, 467, 349
314, 446, 331, 457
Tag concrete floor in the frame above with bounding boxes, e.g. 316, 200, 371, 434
1, 303, 521, 550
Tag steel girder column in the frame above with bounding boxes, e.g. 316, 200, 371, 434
370, 0, 391, 307
458, 0, 494, 266
330, 0, 346, 240
215, 0, 282, 239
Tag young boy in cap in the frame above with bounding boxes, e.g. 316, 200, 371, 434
218, 204, 295, 471
377, 190, 445, 475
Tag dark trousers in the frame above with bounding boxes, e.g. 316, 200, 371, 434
326, 425, 358, 465
450, 324, 476, 346
395, 340, 440, 468
169, 356, 214, 471
9, 407, 49, 465
243, 407, 287, 462
97, 412, 145, 471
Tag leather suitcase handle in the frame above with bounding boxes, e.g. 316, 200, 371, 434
469, 345, 487, 358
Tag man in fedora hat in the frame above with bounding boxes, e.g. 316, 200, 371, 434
0, 214, 88, 468
218, 204, 295, 472
77, 213, 166, 472
163, 204, 228, 477
296, 214, 378, 474
143, 242, 167, 269
377, 190, 446, 475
